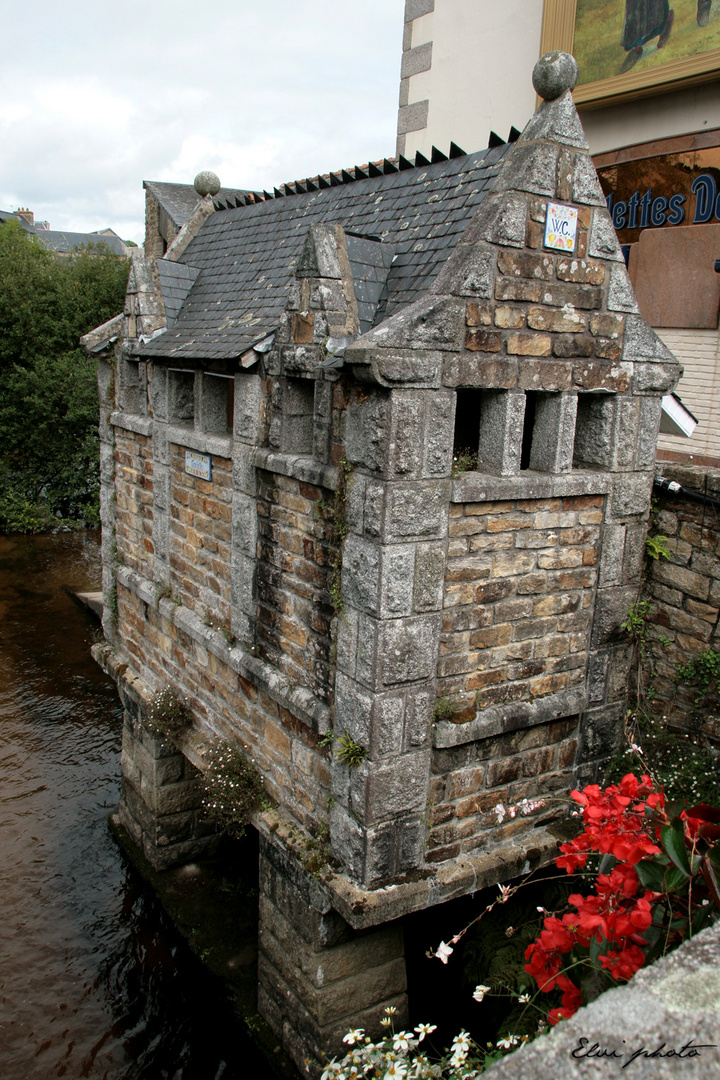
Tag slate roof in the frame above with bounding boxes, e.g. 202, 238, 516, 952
39, 230, 129, 255
144, 181, 254, 232
139, 143, 513, 361
1, 210, 131, 255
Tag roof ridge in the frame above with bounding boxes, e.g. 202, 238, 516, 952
211, 132, 518, 211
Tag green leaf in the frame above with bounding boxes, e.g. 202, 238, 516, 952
664, 864, 689, 893
661, 820, 691, 877
635, 858, 666, 892
589, 935, 604, 965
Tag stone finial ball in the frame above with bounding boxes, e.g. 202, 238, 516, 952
532, 51, 579, 100
194, 170, 221, 197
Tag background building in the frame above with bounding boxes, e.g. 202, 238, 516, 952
397, 0, 720, 463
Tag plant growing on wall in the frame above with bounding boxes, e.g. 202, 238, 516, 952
201, 742, 267, 839
335, 731, 368, 769
147, 685, 193, 738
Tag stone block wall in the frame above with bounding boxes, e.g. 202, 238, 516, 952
427, 716, 578, 862
114, 669, 218, 869
647, 464, 720, 744
114, 580, 333, 835
257, 834, 408, 1075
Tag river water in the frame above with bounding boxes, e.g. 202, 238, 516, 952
0, 532, 276, 1080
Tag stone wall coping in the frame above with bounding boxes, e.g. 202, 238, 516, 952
166, 424, 233, 459
256, 807, 562, 929
114, 565, 332, 732
433, 687, 587, 748
451, 470, 610, 504
253, 448, 339, 491
659, 461, 720, 500
110, 410, 153, 437
485, 919, 720, 1080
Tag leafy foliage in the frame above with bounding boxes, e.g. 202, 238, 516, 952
525, 775, 720, 1025
604, 708, 720, 806
677, 647, 720, 706
0, 219, 129, 531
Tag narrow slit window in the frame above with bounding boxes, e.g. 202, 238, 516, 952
453, 389, 482, 469
520, 391, 538, 471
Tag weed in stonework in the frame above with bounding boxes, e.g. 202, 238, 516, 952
203, 611, 236, 648
645, 533, 671, 562
335, 731, 368, 769
677, 647, 720, 706
433, 696, 459, 723
302, 822, 334, 878
154, 583, 173, 609
451, 449, 478, 479
147, 685, 193, 739
201, 742, 267, 839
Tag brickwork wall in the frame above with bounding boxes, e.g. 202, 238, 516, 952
256, 470, 338, 704
114, 429, 154, 574
427, 716, 578, 862
439, 495, 601, 709
116, 583, 332, 833
169, 444, 232, 621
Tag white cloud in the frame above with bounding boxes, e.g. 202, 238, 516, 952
0, 0, 404, 244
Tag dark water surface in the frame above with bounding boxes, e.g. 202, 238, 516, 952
0, 532, 272, 1079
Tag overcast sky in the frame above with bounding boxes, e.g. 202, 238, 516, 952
1, 0, 405, 244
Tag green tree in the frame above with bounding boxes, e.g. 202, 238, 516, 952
0, 219, 129, 532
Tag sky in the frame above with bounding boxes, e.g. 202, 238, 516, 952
1, 0, 405, 245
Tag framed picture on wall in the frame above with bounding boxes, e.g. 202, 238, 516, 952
541, 0, 720, 106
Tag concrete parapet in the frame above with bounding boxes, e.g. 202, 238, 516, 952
485, 920, 720, 1080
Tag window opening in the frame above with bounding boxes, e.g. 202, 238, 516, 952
453, 389, 482, 468
573, 393, 614, 469
201, 373, 232, 434
520, 391, 538, 471
168, 369, 195, 426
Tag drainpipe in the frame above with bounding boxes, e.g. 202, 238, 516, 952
654, 476, 720, 512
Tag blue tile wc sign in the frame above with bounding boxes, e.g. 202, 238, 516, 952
185, 450, 211, 481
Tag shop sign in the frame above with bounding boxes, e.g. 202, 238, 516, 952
605, 173, 720, 231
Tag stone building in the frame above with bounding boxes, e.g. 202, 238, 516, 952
84, 54, 681, 1073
